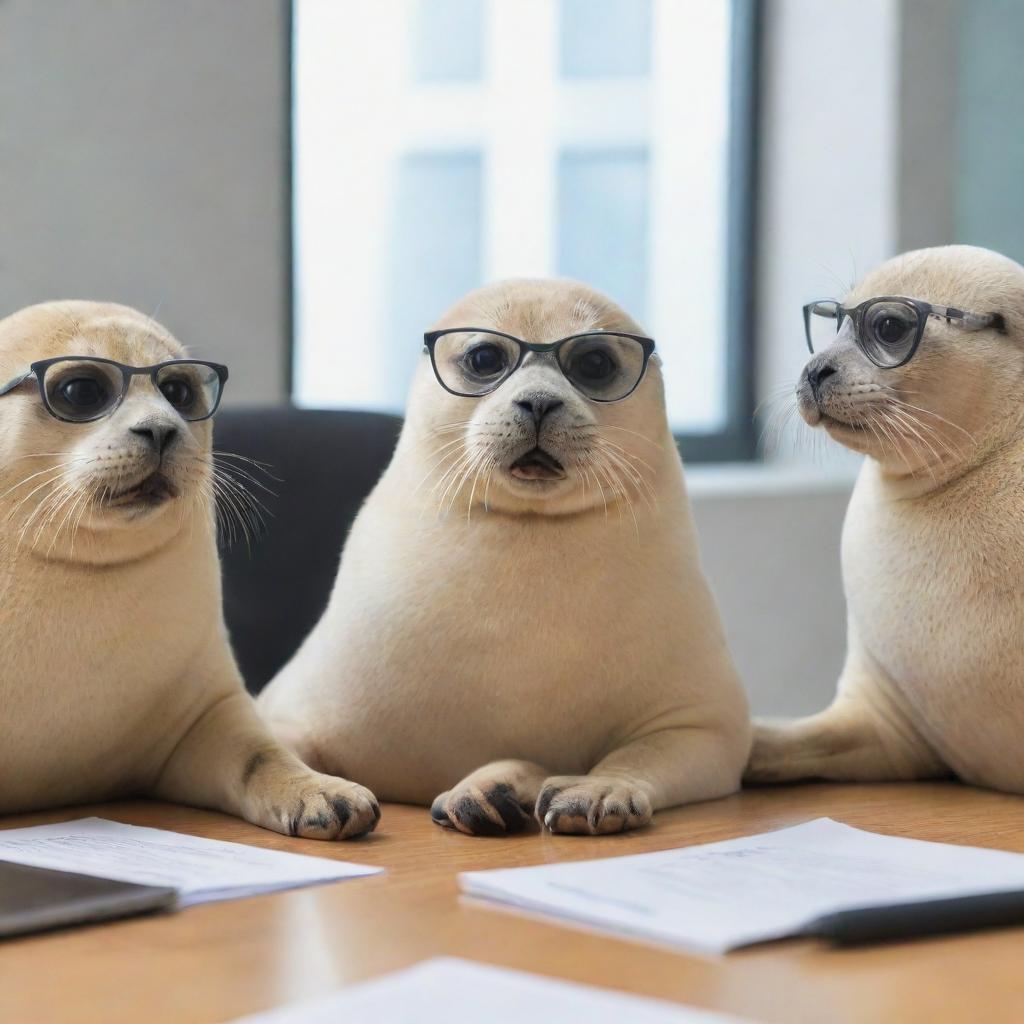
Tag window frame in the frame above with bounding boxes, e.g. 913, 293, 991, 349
675, 0, 760, 463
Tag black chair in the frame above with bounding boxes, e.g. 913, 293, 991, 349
214, 407, 402, 694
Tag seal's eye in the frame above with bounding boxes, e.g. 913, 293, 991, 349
466, 343, 507, 379
572, 348, 617, 382
58, 377, 108, 409
874, 314, 913, 346
159, 378, 194, 410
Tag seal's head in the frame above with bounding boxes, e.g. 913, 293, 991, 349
797, 245, 1024, 479
406, 279, 669, 516
0, 301, 220, 561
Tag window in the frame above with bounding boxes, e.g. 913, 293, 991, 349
293, 0, 758, 460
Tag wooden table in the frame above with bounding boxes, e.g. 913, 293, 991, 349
3, 783, 1024, 1023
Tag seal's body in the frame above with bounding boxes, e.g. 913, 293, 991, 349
260, 280, 749, 835
0, 301, 379, 838
747, 246, 1024, 790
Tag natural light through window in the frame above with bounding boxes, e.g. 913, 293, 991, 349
294, 0, 733, 434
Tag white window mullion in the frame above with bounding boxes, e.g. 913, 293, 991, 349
483, 0, 557, 281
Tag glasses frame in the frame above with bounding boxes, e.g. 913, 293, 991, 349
0, 356, 230, 424
423, 328, 657, 402
803, 295, 1005, 369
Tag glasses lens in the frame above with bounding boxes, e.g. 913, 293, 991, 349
861, 300, 920, 367
559, 334, 647, 401
155, 363, 223, 420
42, 359, 123, 422
805, 301, 842, 353
431, 331, 519, 396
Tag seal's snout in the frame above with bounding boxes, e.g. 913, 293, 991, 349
797, 354, 840, 426
130, 419, 180, 457
513, 393, 564, 428
805, 360, 837, 401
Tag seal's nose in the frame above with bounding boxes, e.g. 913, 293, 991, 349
515, 395, 564, 427
805, 362, 837, 400
131, 421, 179, 455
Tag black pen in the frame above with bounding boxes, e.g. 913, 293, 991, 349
803, 890, 1024, 946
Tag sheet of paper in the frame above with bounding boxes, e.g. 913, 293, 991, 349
460, 817, 1024, 954
0, 817, 381, 906
232, 957, 748, 1023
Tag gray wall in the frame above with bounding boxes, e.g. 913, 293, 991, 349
954, 0, 1024, 265
0, 0, 290, 404
691, 477, 852, 717
898, 0, 957, 251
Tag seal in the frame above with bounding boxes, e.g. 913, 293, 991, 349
746, 245, 1024, 791
0, 300, 379, 838
259, 279, 750, 835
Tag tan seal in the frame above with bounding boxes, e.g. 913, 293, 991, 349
0, 301, 379, 838
260, 279, 750, 835
747, 245, 1024, 791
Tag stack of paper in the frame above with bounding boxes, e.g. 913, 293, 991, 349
460, 817, 1024, 954
0, 818, 381, 906
232, 957, 749, 1022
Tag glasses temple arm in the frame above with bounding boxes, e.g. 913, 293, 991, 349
0, 370, 35, 397
926, 304, 1004, 332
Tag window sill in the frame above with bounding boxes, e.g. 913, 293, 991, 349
686, 460, 859, 499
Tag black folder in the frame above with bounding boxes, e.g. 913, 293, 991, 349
0, 861, 177, 938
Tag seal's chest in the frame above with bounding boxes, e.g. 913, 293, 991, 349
845, 493, 1024, 713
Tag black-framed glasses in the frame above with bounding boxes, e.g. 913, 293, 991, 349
0, 357, 229, 424
423, 328, 656, 403
803, 296, 1005, 369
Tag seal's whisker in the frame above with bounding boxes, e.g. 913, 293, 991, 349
437, 447, 481, 515
447, 450, 484, 518
7, 467, 79, 529
212, 451, 280, 493
46, 483, 92, 557
754, 381, 798, 411
68, 488, 97, 559
594, 437, 657, 494
0, 460, 81, 506
431, 419, 474, 435
594, 433, 658, 475
600, 456, 640, 538
212, 450, 281, 477
885, 403, 963, 463
11, 452, 79, 461
757, 391, 803, 457
212, 477, 251, 548
885, 397, 976, 445
579, 459, 608, 520
209, 463, 271, 551
20, 477, 78, 552
22, 481, 68, 552
465, 447, 495, 522
412, 440, 467, 500
591, 457, 626, 525
599, 424, 660, 449
873, 408, 934, 481
430, 446, 477, 502
421, 436, 470, 466
592, 442, 656, 513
